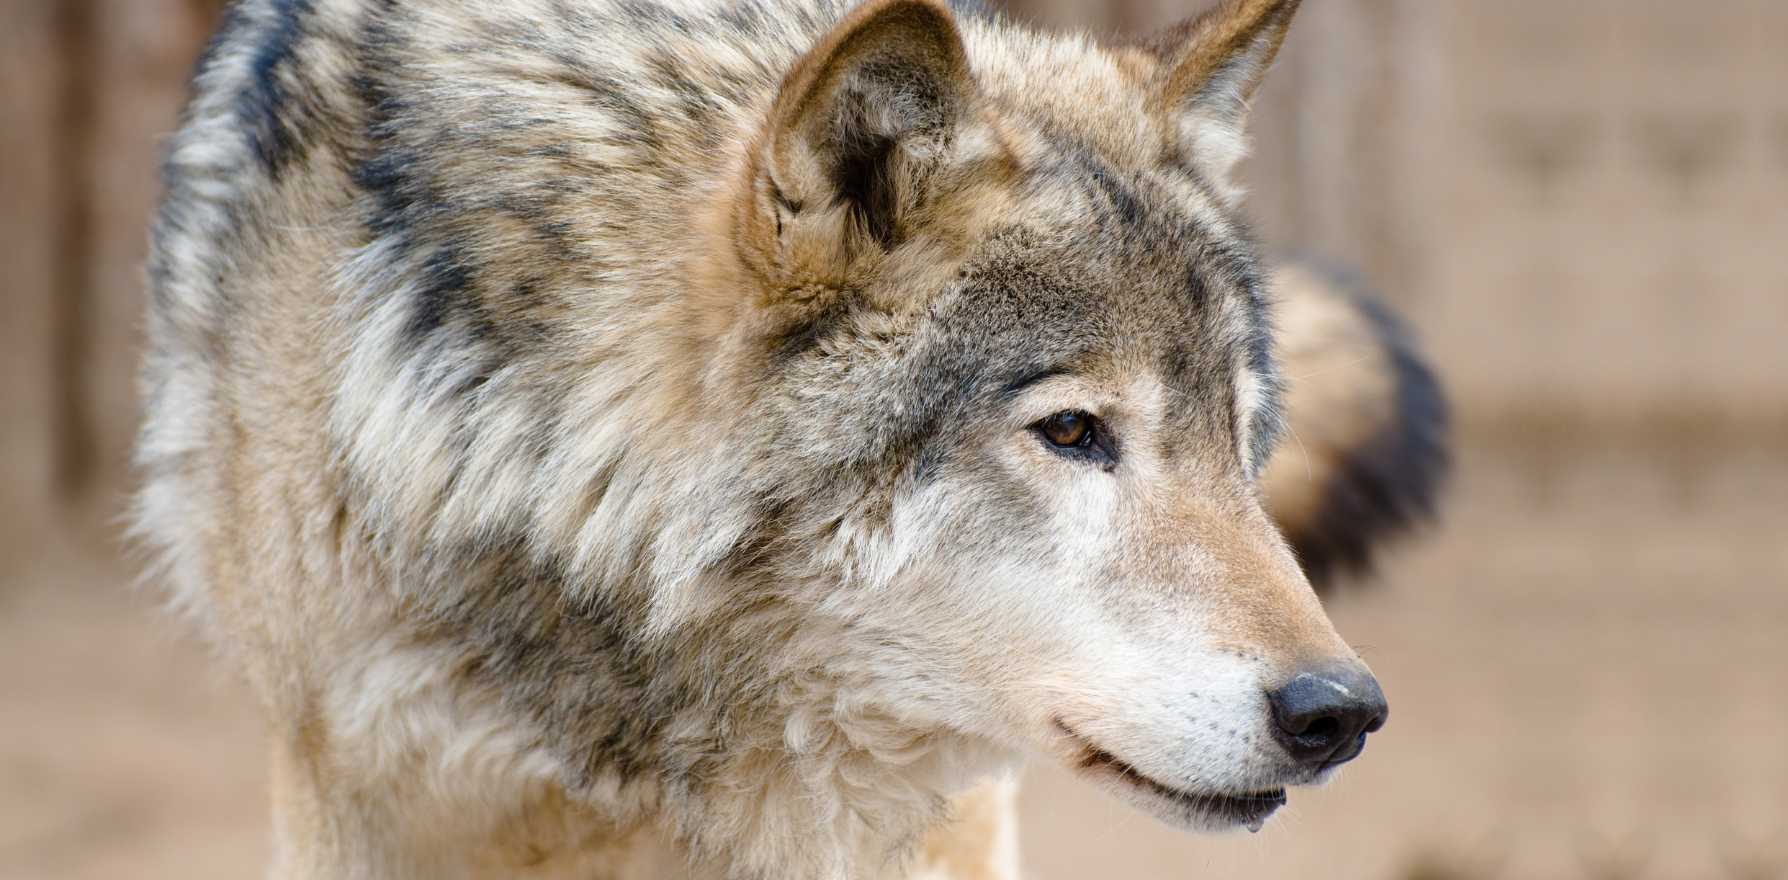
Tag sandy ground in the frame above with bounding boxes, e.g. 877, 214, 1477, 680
3, 445, 1785, 880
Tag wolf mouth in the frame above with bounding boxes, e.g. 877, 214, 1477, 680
1055, 721, 1288, 830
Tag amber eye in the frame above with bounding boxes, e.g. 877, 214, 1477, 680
1039, 411, 1094, 448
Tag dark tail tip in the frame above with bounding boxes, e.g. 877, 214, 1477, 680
1263, 258, 1452, 592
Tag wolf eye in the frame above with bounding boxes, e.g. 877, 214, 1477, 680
1033, 411, 1118, 467
1038, 411, 1094, 449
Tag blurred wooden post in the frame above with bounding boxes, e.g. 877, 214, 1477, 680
0, 0, 69, 557
0, 0, 220, 554
51, 0, 102, 498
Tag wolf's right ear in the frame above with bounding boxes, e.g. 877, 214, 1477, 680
1145, 0, 1300, 205
738, 0, 975, 281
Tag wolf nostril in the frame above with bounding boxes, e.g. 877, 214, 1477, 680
1299, 716, 1341, 741
1266, 666, 1388, 768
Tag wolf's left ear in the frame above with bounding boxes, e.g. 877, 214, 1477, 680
1146, 0, 1300, 205
741, 0, 975, 277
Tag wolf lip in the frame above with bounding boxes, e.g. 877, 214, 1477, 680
1056, 722, 1288, 829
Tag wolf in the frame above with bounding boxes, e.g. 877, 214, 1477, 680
136, 0, 1447, 876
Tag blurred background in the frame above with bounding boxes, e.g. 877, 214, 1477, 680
1, 1, 1783, 878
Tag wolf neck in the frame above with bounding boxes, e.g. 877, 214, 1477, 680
401, 542, 1000, 879
631, 629, 1014, 878
674, 670, 1013, 879
566, 625, 1013, 878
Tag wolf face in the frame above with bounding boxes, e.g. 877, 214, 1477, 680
702, 0, 1382, 832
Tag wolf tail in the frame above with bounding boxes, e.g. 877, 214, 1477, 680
1259, 259, 1451, 591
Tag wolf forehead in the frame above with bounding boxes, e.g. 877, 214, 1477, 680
788, 166, 1278, 456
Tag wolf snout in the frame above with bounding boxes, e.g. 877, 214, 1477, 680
1266, 666, 1388, 768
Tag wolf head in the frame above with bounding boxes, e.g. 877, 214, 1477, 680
690, 0, 1384, 832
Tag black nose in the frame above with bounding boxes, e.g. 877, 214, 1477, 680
1267, 666, 1388, 768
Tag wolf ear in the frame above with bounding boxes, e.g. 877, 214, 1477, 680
742, 0, 974, 274
1146, 0, 1300, 204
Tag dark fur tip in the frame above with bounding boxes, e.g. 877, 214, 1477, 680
1286, 275, 1452, 594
